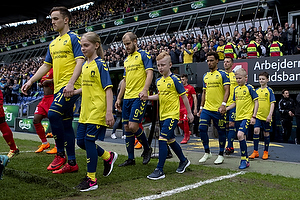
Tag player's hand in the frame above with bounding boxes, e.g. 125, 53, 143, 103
197, 109, 202, 117
115, 99, 122, 112
193, 108, 197, 116
139, 89, 148, 101
250, 117, 256, 125
266, 115, 272, 123
106, 112, 115, 127
187, 113, 194, 123
21, 80, 33, 95
218, 105, 226, 115
63, 83, 74, 98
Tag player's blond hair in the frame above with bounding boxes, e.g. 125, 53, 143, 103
122, 32, 137, 41
82, 32, 104, 59
156, 51, 171, 62
235, 68, 247, 76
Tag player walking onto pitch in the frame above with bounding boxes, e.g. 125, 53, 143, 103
226, 68, 259, 169
0, 89, 19, 159
223, 57, 238, 155
115, 32, 153, 167
74, 32, 117, 192
146, 51, 193, 180
249, 72, 275, 160
33, 68, 56, 153
21, 6, 85, 174
197, 52, 230, 165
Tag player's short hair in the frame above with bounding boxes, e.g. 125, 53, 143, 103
50, 6, 71, 22
81, 32, 104, 58
258, 71, 269, 79
122, 32, 137, 41
156, 51, 171, 62
207, 51, 219, 60
282, 89, 288, 94
235, 68, 247, 76
224, 56, 233, 63
181, 74, 188, 79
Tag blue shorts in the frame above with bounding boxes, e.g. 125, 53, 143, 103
77, 123, 106, 142
49, 87, 79, 119
226, 107, 236, 122
254, 119, 272, 132
235, 119, 250, 135
122, 98, 147, 124
199, 109, 226, 131
159, 118, 178, 140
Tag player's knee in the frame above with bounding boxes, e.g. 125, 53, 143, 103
229, 121, 235, 127
167, 138, 175, 144
237, 132, 244, 140
264, 132, 270, 137
77, 138, 85, 150
128, 122, 139, 133
254, 128, 260, 135
199, 124, 207, 133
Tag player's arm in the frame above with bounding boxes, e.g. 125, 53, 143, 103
147, 94, 159, 101
73, 88, 82, 96
63, 58, 85, 97
218, 84, 229, 115
226, 102, 236, 111
105, 87, 115, 127
21, 63, 51, 95
266, 102, 275, 122
192, 93, 197, 115
251, 99, 259, 125
197, 89, 206, 117
139, 69, 153, 100
115, 78, 126, 111
181, 94, 194, 123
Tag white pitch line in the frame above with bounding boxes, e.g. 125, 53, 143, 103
134, 171, 246, 200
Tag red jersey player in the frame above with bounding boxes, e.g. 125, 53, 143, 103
178, 74, 197, 144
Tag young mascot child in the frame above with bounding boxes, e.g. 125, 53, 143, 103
226, 68, 258, 169
249, 71, 275, 160
146, 51, 193, 180
74, 32, 117, 191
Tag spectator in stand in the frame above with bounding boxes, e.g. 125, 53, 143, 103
183, 43, 194, 64
193, 46, 201, 63
169, 42, 181, 64
287, 23, 297, 55
247, 36, 261, 59
11, 79, 19, 104
199, 46, 208, 62
216, 39, 225, 61
0, 79, 6, 101
238, 45, 248, 59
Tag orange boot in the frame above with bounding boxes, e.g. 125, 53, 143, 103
249, 150, 259, 159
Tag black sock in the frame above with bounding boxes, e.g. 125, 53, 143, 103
205, 148, 210, 153
68, 159, 76, 166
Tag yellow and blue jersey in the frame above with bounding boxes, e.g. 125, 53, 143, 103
203, 69, 230, 111
79, 57, 113, 126
256, 86, 276, 121
44, 31, 84, 94
123, 49, 153, 99
226, 71, 238, 106
233, 83, 258, 121
156, 73, 186, 121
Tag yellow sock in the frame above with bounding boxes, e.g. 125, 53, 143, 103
87, 172, 96, 181
101, 150, 111, 161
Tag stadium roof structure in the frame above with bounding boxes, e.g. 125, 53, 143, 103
0, 0, 92, 26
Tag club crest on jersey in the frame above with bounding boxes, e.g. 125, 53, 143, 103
243, 90, 246, 95
167, 83, 171, 88
63, 40, 68, 45
265, 93, 268, 97
135, 55, 138, 60
91, 70, 95, 77
216, 75, 219, 79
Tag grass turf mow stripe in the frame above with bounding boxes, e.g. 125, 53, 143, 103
134, 171, 246, 200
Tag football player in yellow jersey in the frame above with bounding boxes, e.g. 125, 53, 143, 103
115, 32, 153, 167
197, 52, 230, 165
146, 51, 193, 180
223, 57, 238, 155
249, 72, 275, 160
73, 32, 117, 192
226, 68, 259, 169
21, 7, 85, 174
